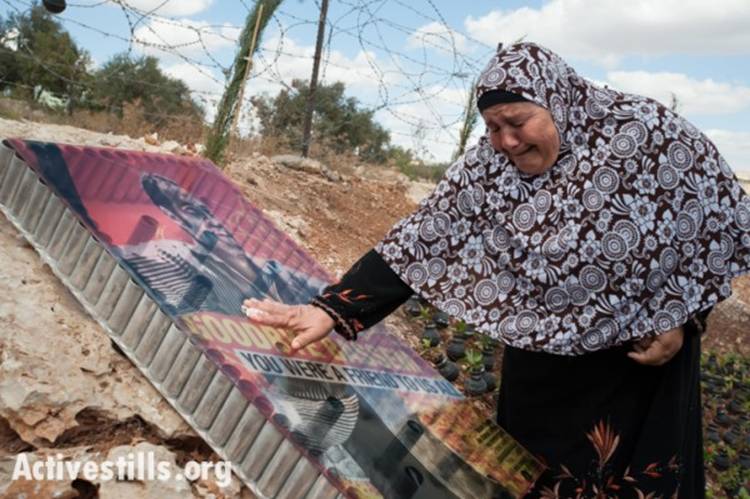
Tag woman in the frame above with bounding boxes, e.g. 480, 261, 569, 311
244, 43, 750, 497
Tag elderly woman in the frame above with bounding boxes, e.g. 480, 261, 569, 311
244, 43, 750, 497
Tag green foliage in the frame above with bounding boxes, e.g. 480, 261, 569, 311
465, 348, 483, 370
0, 4, 91, 106
453, 79, 478, 161
454, 320, 468, 335
252, 79, 392, 163
205, 0, 282, 165
479, 334, 494, 350
418, 305, 432, 322
89, 53, 203, 127
0, 4, 201, 127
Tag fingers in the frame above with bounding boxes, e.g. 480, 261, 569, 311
243, 298, 297, 328
631, 337, 653, 354
628, 327, 684, 366
290, 328, 330, 352
627, 347, 663, 365
243, 298, 293, 315
242, 299, 335, 354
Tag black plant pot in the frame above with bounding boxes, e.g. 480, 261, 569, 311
446, 335, 466, 361
464, 368, 488, 396
739, 449, 750, 469
421, 323, 441, 347
404, 297, 422, 317
433, 354, 459, 382
722, 426, 742, 446
714, 409, 733, 427
433, 311, 450, 329
713, 450, 731, 471
482, 371, 497, 392
482, 345, 496, 371
706, 353, 719, 372
703, 375, 722, 395
727, 397, 745, 415
705, 423, 722, 444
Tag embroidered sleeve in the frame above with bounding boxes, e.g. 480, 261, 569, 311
309, 249, 414, 340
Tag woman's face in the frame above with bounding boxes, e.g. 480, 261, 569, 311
481, 101, 560, 175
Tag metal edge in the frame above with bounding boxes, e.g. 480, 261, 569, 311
0, 155, 336, 499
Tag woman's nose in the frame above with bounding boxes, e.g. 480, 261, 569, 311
500, 129, 521, 151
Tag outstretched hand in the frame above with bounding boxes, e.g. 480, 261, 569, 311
242, 298, 335, 354
627, 326, 684, 366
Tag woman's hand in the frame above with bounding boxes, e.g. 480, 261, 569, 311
242, 298, 335, 354
627, 326, 684, 366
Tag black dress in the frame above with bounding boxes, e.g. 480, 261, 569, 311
311, 249, 709, 498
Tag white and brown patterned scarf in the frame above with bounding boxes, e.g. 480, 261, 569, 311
375, 42, 750, 355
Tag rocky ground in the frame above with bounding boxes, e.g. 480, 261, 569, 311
0, 117, 747, 497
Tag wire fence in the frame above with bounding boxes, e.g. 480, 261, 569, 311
0, 0, 497, 160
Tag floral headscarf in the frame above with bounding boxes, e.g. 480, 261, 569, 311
375, 42, 750, 355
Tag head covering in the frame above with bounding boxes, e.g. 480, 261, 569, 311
477, 89, 528, 111
375, 42, 750, 355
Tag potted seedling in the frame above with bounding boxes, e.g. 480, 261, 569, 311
433, 353, 460, 382
739, 449, 750, 470
463, 348, 488, 396
482, 369, 497, 392
715, 408, 733, 427
480, 335, 497, 372
706, 422, 722, 444
706, 353, 720, 372
713, 448, 731, 472
418, 305, 434, 323
464, 322, 476, 340
723, 426, 743, 446
419, 337, 440, 364
433, 310, 450, 329
446, 320, 468, 361
404, 296, 422, 317
421, 322, 441, 347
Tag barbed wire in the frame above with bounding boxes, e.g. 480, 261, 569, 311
0, 0, 492, 158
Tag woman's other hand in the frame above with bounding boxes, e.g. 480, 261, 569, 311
242, 298, 335, 354
627, 326, 684, 366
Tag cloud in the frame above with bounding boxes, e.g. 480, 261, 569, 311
407, 21, 468, 54
162, 62, 224, 117
121, 0, 214, 17
375, 85, 474, 162
464, 0, 750, 66
246, 35, 403, 100
132, 17, 239, 59
604, 71, 750, 116
705, 129, 750, 175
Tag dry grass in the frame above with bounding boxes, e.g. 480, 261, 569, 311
0, 98, 206, 146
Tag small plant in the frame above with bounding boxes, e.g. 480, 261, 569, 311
479, 334, 494, 350
463, 348, 488, 396
454, 319, 468, 335
465, 348, 484, 373
420, 337, 440, 363
419, 305, 433, 323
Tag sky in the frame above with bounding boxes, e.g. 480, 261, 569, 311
2, 0, 749, 174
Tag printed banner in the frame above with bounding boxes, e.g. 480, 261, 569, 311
6, 139, 543, 498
